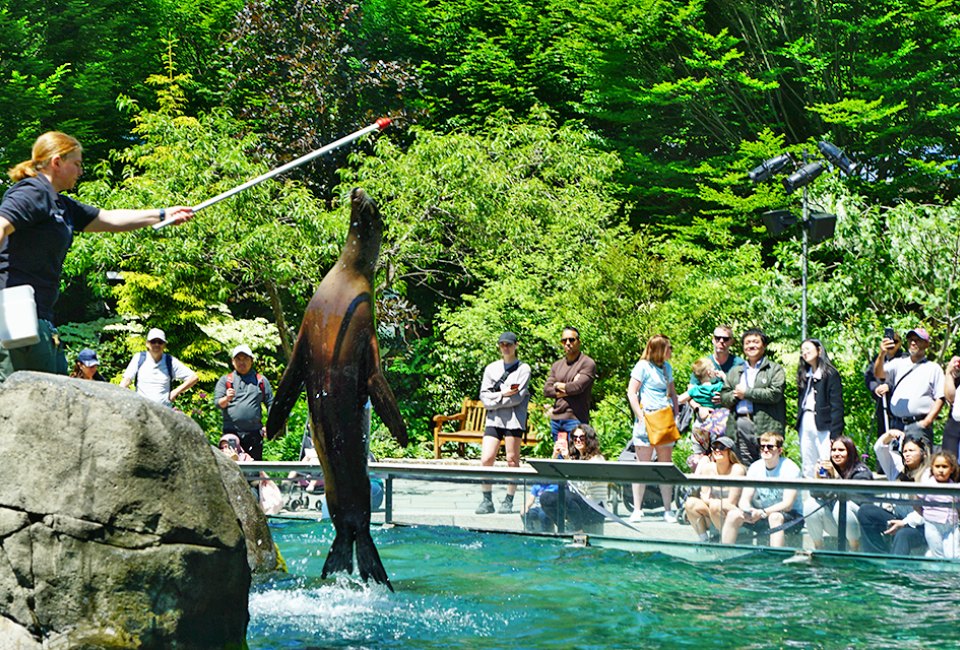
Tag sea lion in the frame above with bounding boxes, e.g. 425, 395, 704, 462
266, 187, 407, 589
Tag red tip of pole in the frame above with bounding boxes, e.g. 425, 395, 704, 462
375, 117, 392, 130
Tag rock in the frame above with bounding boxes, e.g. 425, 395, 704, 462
0, 372, 250, 648
212, 450, 279, 574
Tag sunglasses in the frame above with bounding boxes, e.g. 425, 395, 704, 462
759, 443, 780, 451
572, 434, 587, 441
713, 335, 731, 342
148, 339, 166, 345
711, 445, 728, 452
561, 337, 579, 344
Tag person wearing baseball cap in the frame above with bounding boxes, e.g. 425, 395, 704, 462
874, 326, 944, 449
69, 348, 106, 381
119, 327, 198, 408
475, 331, 531, 515
683, 435, 745, 542
214, 343, 274, 460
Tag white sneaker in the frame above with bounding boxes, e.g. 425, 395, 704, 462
627, 510, 644, 523
663, 510, 678, 524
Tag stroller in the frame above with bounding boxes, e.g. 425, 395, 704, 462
285, 430, 325, 512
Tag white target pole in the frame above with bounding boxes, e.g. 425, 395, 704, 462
153, 117, 392, 230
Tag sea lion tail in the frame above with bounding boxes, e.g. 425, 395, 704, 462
321, 528, 356, 579
356, 529, 394, 592
265, 337, 307, 439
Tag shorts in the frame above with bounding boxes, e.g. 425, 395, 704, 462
484, 426, 523, 440
744, 509, 802, 534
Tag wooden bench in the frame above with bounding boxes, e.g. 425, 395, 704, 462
432, 398, 540, 458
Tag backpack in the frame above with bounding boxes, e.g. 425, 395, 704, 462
134, 351, 174, 388
226, 371, 267, 402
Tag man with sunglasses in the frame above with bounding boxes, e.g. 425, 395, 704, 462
543, 326, 596, 445
721, 432, 801, 547
688, 326, 744, 405
119, 328, 198, 408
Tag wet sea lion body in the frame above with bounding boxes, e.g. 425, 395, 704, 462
266, 188, 407, 589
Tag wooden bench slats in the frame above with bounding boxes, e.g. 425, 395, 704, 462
433, 398, 539, 458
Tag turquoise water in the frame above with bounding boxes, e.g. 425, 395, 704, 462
250, 519, 960, 649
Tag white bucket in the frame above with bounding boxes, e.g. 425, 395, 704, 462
0, 285, 40, 349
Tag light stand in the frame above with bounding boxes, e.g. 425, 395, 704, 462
748, 141, 855, 339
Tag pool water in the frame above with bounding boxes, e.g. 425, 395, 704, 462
249, 519, 960, 649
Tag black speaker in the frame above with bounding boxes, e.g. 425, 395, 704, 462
807, 211, 837, 243
761, 209, 797, 236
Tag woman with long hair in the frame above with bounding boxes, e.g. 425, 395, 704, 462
684, 436, 745, 542
0, 132, 194, 382
802, 435, 872, 551
540, 424, 607, 532
626, 334, 680, 523
857, 431, 930, 555
796, 338, 845, 478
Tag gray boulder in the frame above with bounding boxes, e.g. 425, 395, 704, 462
212, 450, 279, 574
0, 372, 250, 648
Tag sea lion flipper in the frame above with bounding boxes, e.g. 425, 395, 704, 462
368, 372, 408, 447
265, 335, 308, 439
321, 528, 356, 578
356, 529, 394, 591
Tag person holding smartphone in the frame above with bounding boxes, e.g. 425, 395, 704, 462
864, 327, 906, 440
476, 331, 532, 514
873, 326, 944, 451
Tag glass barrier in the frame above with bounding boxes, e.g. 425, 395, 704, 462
242, 460, 960, 563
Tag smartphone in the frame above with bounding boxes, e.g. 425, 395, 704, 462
817, 464, 829, 478
510, 384, 519, 390
884, 327, 896, 341
556, 430, 569, 459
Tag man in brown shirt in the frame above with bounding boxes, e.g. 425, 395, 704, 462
543, 326, 597, 446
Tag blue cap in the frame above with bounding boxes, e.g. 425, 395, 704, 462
77, 348, 99, 367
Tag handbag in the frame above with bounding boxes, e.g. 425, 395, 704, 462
643, 406, 681, 446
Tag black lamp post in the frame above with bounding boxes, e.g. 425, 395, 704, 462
748, 141, 856, 339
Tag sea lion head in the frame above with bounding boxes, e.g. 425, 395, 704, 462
347, 187, 383, 271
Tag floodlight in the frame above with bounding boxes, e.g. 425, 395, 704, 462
817, 141, 858, 176
782, 161, 825, 193
748, 154, 793, 182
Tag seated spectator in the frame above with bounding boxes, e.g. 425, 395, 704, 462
802, 435, 872, 551
857, 431, 929, 556
540, 424, 608, 532
721, 431, 801, 547
69, 348, 106, 381
920, 451, 960, 558
684, 436, 745, 541
521, 483, 559, 533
